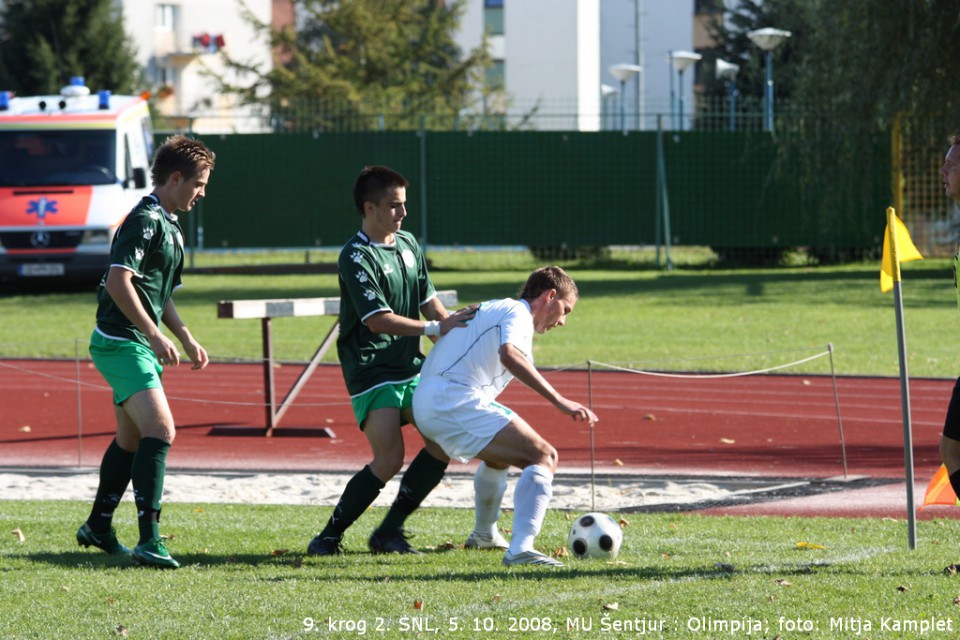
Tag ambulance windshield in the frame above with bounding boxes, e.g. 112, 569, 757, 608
0, 130, 117, 187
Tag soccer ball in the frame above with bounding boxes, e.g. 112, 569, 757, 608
568, 512, 623, 559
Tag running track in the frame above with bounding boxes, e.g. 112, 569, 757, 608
1, 358, 951, 484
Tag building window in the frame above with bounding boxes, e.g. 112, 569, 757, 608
484, 0, 504, 36
486, 60, 505, 91
694, 0, 723, 14
155, 4, 177, 32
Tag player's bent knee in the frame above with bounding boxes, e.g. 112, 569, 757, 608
370, 452, 404, 479
528, 445, 558, 472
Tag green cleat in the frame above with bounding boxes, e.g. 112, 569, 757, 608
76, 522, 131, 556
133, 537, 180, 569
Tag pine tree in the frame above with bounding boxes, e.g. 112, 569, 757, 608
0, 0, 140, 95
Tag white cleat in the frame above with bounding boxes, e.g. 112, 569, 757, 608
465, 530, 509, 550
502, 550, 564, 567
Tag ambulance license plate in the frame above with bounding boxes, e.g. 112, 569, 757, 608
19, 263, 65, 276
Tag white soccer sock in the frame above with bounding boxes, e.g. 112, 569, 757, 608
508, 465, 553, 555
473, 462, 509, 538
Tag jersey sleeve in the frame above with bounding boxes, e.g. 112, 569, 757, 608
499, 302, 535, 361
339, 245, 391, 323
414, 237, 437, 307
109, 210, 159, 278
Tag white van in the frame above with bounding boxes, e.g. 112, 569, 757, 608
0, 77, 153, 283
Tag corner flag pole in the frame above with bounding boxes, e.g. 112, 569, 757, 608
888, 206, 917, 550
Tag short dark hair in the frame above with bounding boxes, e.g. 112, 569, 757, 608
950, 134, 960, 146
518, 266, 579, 302
353, 165, 409, 215
150, 134, 215, 187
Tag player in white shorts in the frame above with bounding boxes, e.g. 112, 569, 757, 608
412, 266, 598, 567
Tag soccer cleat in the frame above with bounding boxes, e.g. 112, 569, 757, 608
368, 529, 423, 555
76, 522, 131, 556
945, 564, 960, 576
307, 534, 344, 556
133, 537, 180, 569
502, 550, 565, 567
465, 530, 509, 550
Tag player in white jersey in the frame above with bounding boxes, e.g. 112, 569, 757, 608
412, 266, 598, 566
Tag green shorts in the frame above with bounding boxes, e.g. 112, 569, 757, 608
351, 377, 419, 430
90, 331, 163, 406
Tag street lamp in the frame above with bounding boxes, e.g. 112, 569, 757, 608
671, 51, 701, 131
600, 83, 618, 131
747, 27, 792, 132
608, 63, 642, 134
716, 58, 740, 131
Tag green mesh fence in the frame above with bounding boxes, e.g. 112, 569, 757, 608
154, 105, 956, 267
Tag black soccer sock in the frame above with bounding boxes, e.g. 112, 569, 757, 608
377, 448, 448, 533
87, 438, 136, 533
949, 470, 960, 500
131, 437, 170, 544
321, 465, 385, 538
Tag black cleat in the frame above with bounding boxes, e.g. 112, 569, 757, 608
368, 529, 423, 555
307, 534, 344, 556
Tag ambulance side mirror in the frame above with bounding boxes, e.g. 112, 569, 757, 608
130, 167, 147, 189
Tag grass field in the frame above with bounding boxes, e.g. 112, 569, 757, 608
4, 501, 960, 639
5, 251, 960, 639
1, 254, 958, 378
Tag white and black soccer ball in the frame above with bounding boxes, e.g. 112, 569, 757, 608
568, 512, 623, 559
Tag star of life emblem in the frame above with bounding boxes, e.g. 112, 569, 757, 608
26, 197, 58, 224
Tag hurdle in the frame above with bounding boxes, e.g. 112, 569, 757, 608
217, 290, 458, 436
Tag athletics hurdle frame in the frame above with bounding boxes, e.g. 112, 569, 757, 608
217, 290, 458, 436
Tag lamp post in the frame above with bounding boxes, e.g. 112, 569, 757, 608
671, 51, 701, 131
600, 83, 618, 131
608, 63, 642, 133
716, 58, 740, 131
747, 27, 792, 132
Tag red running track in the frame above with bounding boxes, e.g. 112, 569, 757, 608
0, 358, 952, 483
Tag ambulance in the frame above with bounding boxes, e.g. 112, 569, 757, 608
0, 77, 153, 283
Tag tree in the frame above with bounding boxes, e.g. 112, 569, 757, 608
212, 0, 494, 131
701, 0, 811, 111
0, 0, 140, 96
707, 0, 960, 262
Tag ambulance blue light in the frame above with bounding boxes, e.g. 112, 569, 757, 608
70, 76, 85, 86
0, 91, 8, 111
98, 90, 111, 110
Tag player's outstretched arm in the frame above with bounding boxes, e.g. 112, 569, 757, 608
421, 297, 478, 336
499, 343, 598, 425
365, 304, 477, 339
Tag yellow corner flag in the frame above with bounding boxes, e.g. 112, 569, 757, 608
880, 207, 923, 292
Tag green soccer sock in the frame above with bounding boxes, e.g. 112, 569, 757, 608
321, 465, 385, 539
87, 438, 136, 533
131, 437, 170, 545
377, 448, 448, 533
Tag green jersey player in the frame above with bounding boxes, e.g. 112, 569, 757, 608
76, 134, 215, 569
307, 165, 479, 556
